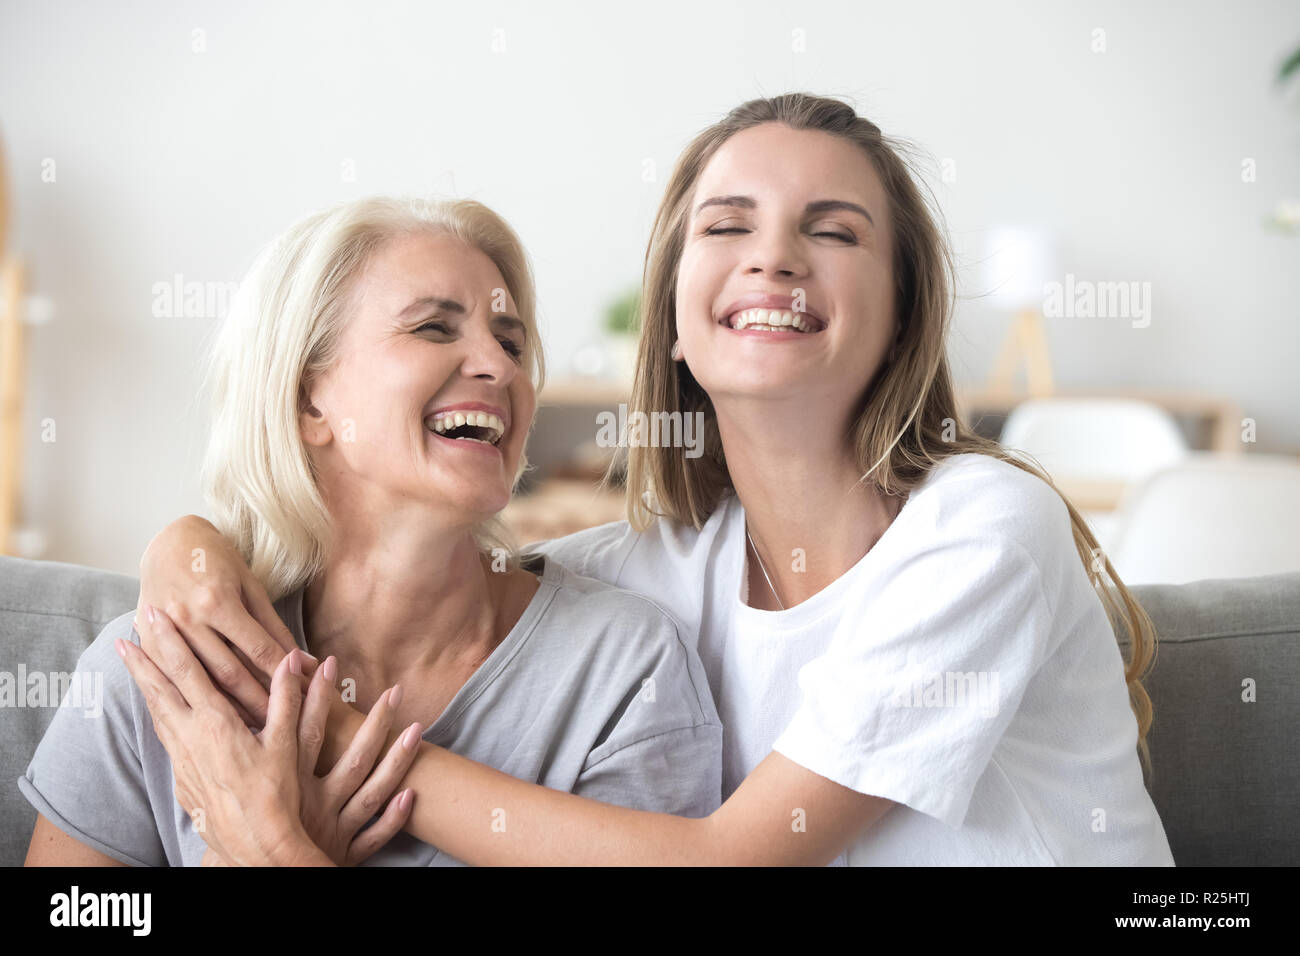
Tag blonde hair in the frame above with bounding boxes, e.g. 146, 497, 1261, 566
623, 93, 1157, 776
203, 196, 544, 602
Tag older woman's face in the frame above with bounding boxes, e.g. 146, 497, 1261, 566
674, 122, 896, 420
302, 231, 535, 522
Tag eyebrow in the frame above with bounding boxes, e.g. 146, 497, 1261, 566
694, 195, 875, 227
397, 296, 467, 319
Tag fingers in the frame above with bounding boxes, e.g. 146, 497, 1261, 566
323, 684, 402, 810
345, 789, 414, 866
143, 606, 240, 719
116, 633, 192, 744
209, 603, 298, 689
297, 656, 336, 779
174, 622, 274, 725
241, 574, 301, 656
263, 650, 306, 761
338, 721, 422, 837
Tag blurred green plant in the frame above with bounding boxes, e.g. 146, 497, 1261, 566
1266, 40, 1300, 234
603, 287, 641, 335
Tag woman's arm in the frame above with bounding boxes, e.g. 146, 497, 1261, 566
388, 743, 894, 866
25, 814, 129, 867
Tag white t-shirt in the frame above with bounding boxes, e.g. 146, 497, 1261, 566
526, 452, 1175, 865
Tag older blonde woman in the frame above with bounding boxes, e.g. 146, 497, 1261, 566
20, 198, 723, 866
120, 94, 1171, 866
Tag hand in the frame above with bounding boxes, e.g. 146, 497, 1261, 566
136, 515, 307, 727
295, 655, 421, 866
119, 606, 417, 865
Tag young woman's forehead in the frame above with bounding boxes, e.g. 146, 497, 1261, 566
695, 125, 885, 209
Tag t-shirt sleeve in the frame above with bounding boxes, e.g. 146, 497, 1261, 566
772, 531, 1058, 830
570, 604, 723, 818
18, 612, 168, 867
572, 724, 724, 818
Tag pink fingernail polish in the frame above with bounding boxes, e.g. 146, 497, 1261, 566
388, 683, 403, 710
146, 605, 156, 624
399, 789, 413, 811
402, 723, 420, 750
114, 639, 126, 659
322, 656, 337, 682
287, 650, 302, 675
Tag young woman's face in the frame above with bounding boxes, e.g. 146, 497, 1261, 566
675, 122, 897, 415
302, 231, 535, 521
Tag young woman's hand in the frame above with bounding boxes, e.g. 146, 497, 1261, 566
120, 605, 418, 866
136, 515, 303, 726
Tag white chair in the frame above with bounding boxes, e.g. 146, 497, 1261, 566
1000, 398, 1190, 483
999, 398, 1191, 555
1108, 453, 1300, 585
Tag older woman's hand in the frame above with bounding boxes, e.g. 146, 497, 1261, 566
120, 605, 419, 866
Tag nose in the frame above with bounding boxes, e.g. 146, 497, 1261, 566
742, 224, 809, 280
457, 317, 519, 384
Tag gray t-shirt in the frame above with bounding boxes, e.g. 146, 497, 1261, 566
19, 553, 723, 866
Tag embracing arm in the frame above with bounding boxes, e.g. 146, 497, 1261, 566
333, 719, 895, 866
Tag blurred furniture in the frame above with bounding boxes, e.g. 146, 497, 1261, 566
1109, 453, 1300, 585
996, 397, 1190, 554
3, 553, 1295, 866
964, 387, 1244, 462
500, 477, 625, 544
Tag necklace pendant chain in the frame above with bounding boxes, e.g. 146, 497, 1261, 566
746, 523, 786, 611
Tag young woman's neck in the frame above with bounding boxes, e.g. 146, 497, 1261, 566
302, 506, 510, 686
713, 398, 904, 608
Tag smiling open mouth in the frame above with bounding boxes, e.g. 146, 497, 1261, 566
723, 308, 825, 333
424, 411, 506, 446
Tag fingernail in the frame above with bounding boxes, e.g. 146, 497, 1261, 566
322, 656, 337, 682
288, 650, 302, 675
401, 722, 420, 750
398, 788, 413, 811
146, 605, 156, 624
388, 683, 403, 710
114, 638, 127, 659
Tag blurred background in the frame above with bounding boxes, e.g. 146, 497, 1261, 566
1, 0, 1298, 586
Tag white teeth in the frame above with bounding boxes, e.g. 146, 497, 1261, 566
728, 308, 815, 332
425, 410, 507, 445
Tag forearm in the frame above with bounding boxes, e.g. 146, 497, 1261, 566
397, 743, 714, 866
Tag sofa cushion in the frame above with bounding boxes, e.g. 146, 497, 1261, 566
0, 556, 137, 866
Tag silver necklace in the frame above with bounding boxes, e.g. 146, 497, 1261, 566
745, 523, 785, 611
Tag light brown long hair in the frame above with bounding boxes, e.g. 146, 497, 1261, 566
621, 93, 1157, 776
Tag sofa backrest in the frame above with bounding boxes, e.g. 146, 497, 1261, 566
1122, 572, 1300, 866
0, 555, 138, 867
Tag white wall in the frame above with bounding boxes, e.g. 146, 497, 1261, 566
2, 0, 1298, 574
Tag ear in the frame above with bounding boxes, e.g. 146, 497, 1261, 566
298, 385, 332, 447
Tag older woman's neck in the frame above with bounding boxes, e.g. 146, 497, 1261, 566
302, 518, 506, 684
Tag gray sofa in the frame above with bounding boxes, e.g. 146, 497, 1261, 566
1, 554, 1296, 866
